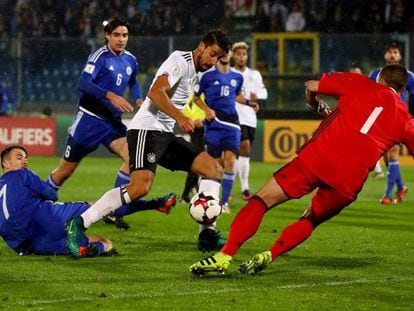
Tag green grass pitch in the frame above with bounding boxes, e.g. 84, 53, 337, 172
1, 156, 414, 310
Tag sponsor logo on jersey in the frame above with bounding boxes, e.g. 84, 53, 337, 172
214, 80, 220, 85
147, 152, 156, 163
84, 64, 95, 74
109, 65, 114, 71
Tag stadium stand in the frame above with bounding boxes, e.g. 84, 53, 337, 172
0, 1, 412, 39
0, 0, 413, 113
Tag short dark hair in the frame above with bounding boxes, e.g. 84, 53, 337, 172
202, 29, 232, 54
103, 16, 130, 34
1, 145, 27, 169
349, 62, 363, 71
379, 63, 408, 93
386, 42, 402, 54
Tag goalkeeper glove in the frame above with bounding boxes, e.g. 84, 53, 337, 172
306, 99, 331, 117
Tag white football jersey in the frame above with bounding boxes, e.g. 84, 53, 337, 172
232, 67, 268, 128
128, 50, 196, 132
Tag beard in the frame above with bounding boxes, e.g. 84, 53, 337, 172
198, 63, 213, 72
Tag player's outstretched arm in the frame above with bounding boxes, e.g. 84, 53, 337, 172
193, 95, 215, 120
305, 80, 331, 117
106, 91, 134, 112
305, 80, 319, 100
148, 75, 195, 133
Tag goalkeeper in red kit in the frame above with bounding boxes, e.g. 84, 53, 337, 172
190, 63, 414, 276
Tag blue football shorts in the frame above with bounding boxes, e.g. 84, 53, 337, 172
30, 201, 90, 255
63, 110, 127, 162
204, 118, 241, 158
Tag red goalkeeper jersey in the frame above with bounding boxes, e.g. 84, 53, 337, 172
298, 72, 414, 199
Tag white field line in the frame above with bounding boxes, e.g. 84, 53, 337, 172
8, 276, 414, 306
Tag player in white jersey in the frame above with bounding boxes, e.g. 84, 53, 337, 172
66, 30, 233, 256
232, 42, 268, 200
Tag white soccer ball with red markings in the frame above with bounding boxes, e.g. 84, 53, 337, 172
189, 191, 222, 225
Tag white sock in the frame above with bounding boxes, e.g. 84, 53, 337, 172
197, 180, 220, 233
81, 187, 131, 228
234, 158, 240, 178
374, 161, 383, 174
199, 178, 221, 199
199, 221, 216, 233
238, 156, 250, 191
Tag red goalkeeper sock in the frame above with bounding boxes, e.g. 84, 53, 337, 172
270, 218, 314, 260
221, 196, 267, 257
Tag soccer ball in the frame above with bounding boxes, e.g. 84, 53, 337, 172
189, 191, 222, 225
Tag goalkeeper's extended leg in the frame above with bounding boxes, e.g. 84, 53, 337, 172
239, 218, 314, 275
189, 252, 232, 276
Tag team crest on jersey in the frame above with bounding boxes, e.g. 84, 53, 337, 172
147, 152, 156, 163
231, 79, 237, 87
126, 66, 132, 75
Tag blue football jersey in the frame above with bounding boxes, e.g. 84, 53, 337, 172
369, 67, 414, 105
78, 45, 142, 121
194, 67, 243, 124
0, 169, 57, 250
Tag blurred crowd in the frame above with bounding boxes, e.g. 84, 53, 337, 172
0, 0, 225, 38
0, 0, 413, 39
252, 0, 413, 33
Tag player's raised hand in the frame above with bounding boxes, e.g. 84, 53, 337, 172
177, 115, 195, 133
249, 101, 260, 112
250, 92, 258, 102
135, 98, 143, 108
107, 91, 134, 112
193, 119, 204, 128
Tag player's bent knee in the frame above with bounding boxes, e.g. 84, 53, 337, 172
192, 152, 223, 178
302, 206, 342, 228
127, 171, 154, 200
301, 208, 322, 227
126, 184, 151, 201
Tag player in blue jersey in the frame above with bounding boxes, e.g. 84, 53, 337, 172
368, 42, 414, 204
47, 16, 143, 229
193, 51, 251, 214
0, 145, 177, 257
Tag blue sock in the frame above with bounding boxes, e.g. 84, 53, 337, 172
221, 172, 235, 205
385, 161, 398, 197
46, 175, 61, 191
394, 162, 404, 191
114, 170, 130, 188
79, 235, 89, 247
113, 199, 159, 216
